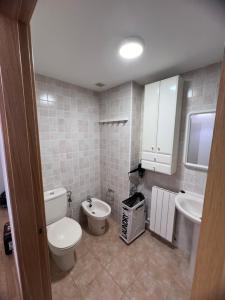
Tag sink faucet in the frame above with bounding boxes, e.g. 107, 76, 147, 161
87, 195, 92, 207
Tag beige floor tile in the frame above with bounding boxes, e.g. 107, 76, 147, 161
167, 284, 191, 300
91, 236, 126, 267
52, 274, 83, 300
125, 269, 169, 300
121, 295, 130, 300
83, 270, 123, 300
105, 247, 144, 292
125, 263, 191, 300
81, 219, 127, 268
51, 217, 192, 300
70, 252, 103, 289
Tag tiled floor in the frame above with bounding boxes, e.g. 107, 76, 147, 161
51, 218, 192, 300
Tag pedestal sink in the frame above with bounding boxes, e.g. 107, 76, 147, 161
175, 191, 204, 224
175, 191, 204, 278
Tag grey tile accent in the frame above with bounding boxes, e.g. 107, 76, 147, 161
35, 74, 101, 221
36, 62, 221, 255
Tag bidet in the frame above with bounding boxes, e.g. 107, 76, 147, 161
82, 197, 111, 235
87, 195, 92, 207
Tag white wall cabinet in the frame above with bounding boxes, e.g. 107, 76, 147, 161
141, 75, 183, 175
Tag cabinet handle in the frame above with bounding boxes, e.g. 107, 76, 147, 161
157, 147, 160, 151
154, 157, 156, 162
151, 146, 154, 150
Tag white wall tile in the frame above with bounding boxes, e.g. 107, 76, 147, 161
138, 63, 221, 254
99, 83, 132, 221
35, 74, 101, 221
36, 63, 221, 252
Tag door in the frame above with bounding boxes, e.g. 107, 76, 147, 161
0, 2, 52, 299
142, 81, 160, 153
156, 76, 179, 155
191, 51, 225, 299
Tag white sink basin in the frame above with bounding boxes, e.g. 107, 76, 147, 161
175, 191, 204, 224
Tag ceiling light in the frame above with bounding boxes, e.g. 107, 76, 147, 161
119, 37, 144, 59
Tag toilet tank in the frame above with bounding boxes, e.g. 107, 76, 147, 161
44, 188, 67, 225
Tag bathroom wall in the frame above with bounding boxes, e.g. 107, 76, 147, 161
35, 75, 101, 220
35, 62, 221, 254
99, 83, 132, 221
98, 62, 221, 233
138, 63, 221, 255
130, 82, 143, 170
36, 77, 143, 223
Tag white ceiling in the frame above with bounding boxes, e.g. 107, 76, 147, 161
31, 0, 225, 91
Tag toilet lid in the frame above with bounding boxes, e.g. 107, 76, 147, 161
47, 217, 82, 249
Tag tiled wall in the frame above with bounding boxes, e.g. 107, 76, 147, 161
35, 75, 101, 220
129, 82, 144, 196
99, 83, 132, 221
99, 82, 144, 221
35, 63, 221, 254
138, 63, 221, 254
130, 82, 143, 170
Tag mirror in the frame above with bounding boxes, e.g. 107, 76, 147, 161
184, 110, 215, 170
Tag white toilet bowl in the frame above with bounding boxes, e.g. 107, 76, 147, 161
44, 188, 82, 271
82, 198, 111, 235
47, 217, 82, 271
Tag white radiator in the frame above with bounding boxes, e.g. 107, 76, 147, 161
150, 186, 176, 243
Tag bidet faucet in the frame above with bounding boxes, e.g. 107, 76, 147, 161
87, 195, 92, 207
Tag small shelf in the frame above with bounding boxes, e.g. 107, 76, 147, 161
99, 118, 128, 124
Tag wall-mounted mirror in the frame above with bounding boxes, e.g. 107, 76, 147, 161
184, 110, 215, 170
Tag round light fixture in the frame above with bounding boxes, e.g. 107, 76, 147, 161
119, 37, 144, 59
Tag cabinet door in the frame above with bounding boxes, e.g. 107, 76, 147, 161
142, 82, 160, 152
156, 76, 178, 155
141, 160, 156, 171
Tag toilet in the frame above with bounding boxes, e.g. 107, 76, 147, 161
44, 188, 82, 271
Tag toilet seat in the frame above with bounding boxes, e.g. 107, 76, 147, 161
47, 217, 82, 251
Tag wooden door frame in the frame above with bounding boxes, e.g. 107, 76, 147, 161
191, 51, 225, 299
0, 1, 51, 299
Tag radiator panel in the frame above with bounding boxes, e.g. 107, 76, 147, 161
150, 186, 176, 243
